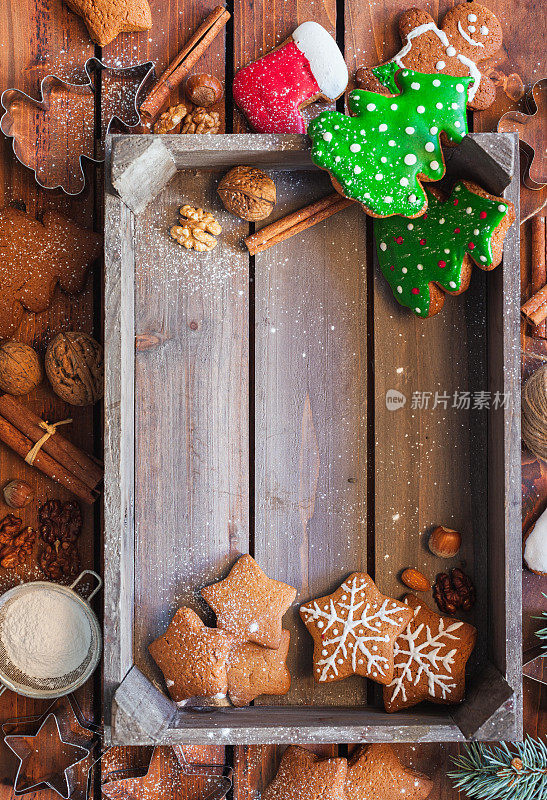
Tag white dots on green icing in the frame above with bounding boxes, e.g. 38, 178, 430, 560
350, 143, 361, 152
354, 166, 362, 174
409, 194, 417, 203
375, 173, 383, 180
433, 79, 441, 87
380, 242, 387, 251
417, 105, 425, 113
391, 103, 398, 110
405, 126, 415, 134
400, 178, 409, 186
454, 121, 461, 128
385, 196, 393, 203
456, 83, 465, 92
367, 103, 376, 111
381, 156, 387, 163
430, 126, 438, 135
417, 264, 423, 270
449, 281, 457, 288
425, 142, 435, 152
430, 160, 440, 170
379, 123, 388, 132
451, 103, 458, 110
397, 286, 403, 294
411, 82, 420, 89
474, 228, 479, 235
436, 102, 443, 109
439, 218, 445, 224
404, 154, 417, 165
388, 140, 396, 146
498, 204, 506, 212
323, 132, 332, 142
466, 206, 473, 214
402, 267, 408, 273
407, 223, 414, 230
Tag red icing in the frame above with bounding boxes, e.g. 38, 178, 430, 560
454, 227, 460, 233
233, 40, 321, 133
438, 260, 446, 268
395, 236, 404, 244
480, 211, 487, 219
419, 238, 426, 245
389, 265, 395, 271
468, 242, 475, 249
411, 288, 419, 295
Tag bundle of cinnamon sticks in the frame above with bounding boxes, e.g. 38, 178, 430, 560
0, 394, 102, 504
521, 216, 547, 334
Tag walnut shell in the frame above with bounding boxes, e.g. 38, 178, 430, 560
217, 166, 276, 221
0, 341, 43, 395
45, 332, 103, 406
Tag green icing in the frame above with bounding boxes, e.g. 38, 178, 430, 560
307, 67, 471, 218
372, 62, 400, 94
374, 181, 510, 317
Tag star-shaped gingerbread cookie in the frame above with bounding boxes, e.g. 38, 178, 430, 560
300, 573, 413, 685
148, 606, 234, 703
356, 2, 502, 110
227, 629, 291, 706
64, 0, 152, 46
384, 594, 477, 712
263, 746, 348, 800
346, 744, 433, 800
201, 555, 297, 649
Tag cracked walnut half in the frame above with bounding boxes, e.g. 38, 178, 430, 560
170, 205, 222, 252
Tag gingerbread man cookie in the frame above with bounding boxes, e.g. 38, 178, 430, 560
384, 595, 477, 712
356, 2, 502, 111
374, 180, 515, 317
308, 66, 470, 218
233, 21, 348, 133
201, 554, 297, 649
300, 573, 413, 685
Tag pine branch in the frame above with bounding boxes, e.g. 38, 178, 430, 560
449, 738, 547, 799
535, 594, 547, 656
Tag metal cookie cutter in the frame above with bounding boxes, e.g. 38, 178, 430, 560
498, 77, 547, 191
0, 57, 155, 195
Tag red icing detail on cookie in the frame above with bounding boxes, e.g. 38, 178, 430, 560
419, 238, 426, 245
233, 41, 321, 133
389, 265, 395, 271
411, 287, 419, 295
468, 242, 475, 249
480, 211, 487, 219
395, 236, 404, 244
454, 227, 460, 233
453, 199, 459, 205
438, 260, 446, 268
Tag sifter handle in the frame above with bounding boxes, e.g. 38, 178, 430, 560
70, 570, 103, 602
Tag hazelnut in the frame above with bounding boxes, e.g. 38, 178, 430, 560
3, 479, 34, 509
185, 74, 224, 108
428, 525, 461, 558
401, 568, 431, 592
217, 166, 276, 221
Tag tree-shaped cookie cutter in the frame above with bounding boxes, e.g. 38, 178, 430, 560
0, 57, 155, 196
498, 77, 547, 191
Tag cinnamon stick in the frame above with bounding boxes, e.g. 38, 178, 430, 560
522, 284, 547, 327
0, 394, 102, 490
139, 6, 230, 128
531, 216, 546, 336
244, 193, 354, 256
0, 415, 98, 504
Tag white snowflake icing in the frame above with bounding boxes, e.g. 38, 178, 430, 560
387, 603, 464, 704
301, 575, 408, 681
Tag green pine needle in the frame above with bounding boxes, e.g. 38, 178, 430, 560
535, 594, 547, 656
449, 738, 547, 799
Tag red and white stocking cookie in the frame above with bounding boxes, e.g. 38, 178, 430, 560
233, 21, 348, 133
356, 1, 502, 111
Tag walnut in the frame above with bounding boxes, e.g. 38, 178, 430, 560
433, 568, 476, 614
38, 499, 82, 580
185, 74, 223, 108
153, 103, 189, 134
170, 205, 222, 252
40, 541, 80, 581
0, 341, 43, 396
0, 514, 36, 569
217, 166, 276, 221
181, 106, 220, 134
45, 332, 103, 406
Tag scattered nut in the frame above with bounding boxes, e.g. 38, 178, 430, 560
170, 205, 222, 252
217, 166, 276, 221
0, 341, 43, 396
0, 514, 36, 569
45, 331, 103, 406
433, 568, 476, 614
153, 103, 188, 134
185, 74, 223, 108
3, 479, 34, 509
401, 568, 431, 592
181, 106, 220, 134
428, 525, 461, 558
38, 499, 82, 580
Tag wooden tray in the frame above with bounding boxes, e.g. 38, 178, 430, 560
104, 133, 521, 745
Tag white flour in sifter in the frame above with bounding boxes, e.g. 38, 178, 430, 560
1, 589, 91, 679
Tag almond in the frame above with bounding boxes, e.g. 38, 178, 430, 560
401, 568, 431, 592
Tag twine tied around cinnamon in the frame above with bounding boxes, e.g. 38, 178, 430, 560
522, 365, 547, 461
24, 418, 72, 466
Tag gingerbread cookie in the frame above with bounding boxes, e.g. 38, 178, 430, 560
346, 744, 433, 800
263, 746, 348, 800
227, 629, 291, 707
384, 594, 477, 712
201, 554, 297, 649
374, 180, 515, 317
300, 573, 413, 685
0, 208, 102, 339
308, 66, 470, 218
148, 606, 234, 703
233, 21, 348, 133
64, 0, 152, 46
356, 2, 502, 111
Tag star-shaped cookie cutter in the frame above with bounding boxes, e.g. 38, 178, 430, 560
2, 694, 102, 800
498, 77, 547, 191
0, 57, 155, 196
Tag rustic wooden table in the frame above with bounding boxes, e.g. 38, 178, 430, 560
0, 0, 545, 797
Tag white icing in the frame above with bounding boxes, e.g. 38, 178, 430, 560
468, 25, 476, 33
480, 26, 489, 35
292, 21, 348, 99
447, 45, 456, 57
404, 154, 417, 165
467, 13, 477, 22
524, 507, 547, 573
393, 22, 449, 67
388, 602, 465, 704
458, 20, 485, 48
456, 54, 481, 100
301, 575, 408, 682
436, 60, 446, 70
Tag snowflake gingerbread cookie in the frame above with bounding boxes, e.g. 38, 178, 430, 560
233, 21, 348, 133
374, 180, 515, 317
308, 65, 471, 218
356, 2, 503, 111
300, 573, 413, 685
384, 594, 477, 712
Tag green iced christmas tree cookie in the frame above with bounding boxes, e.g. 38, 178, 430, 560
374, 181, 513, 318
308, 64, 471, 218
